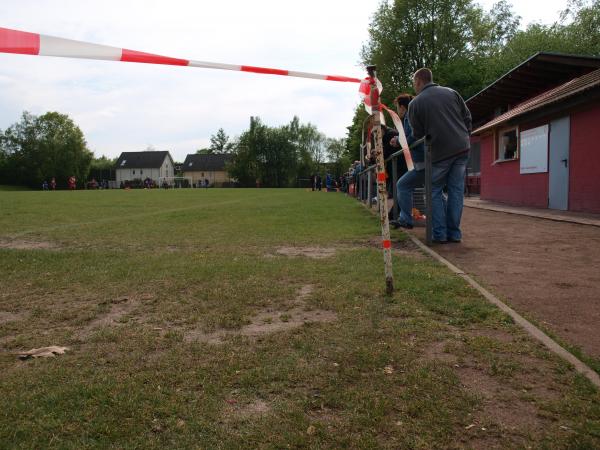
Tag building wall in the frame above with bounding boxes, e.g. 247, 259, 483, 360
480, 132, 548, 208
480, 101, 600, 213
183, 170, 232, 186
115, 155, 174, 185
569, 103, 600, 213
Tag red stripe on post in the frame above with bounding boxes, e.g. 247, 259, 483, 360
0, 27, 40, 55
121, 49, 189, 66
383, 240, 392, 249
377, 172, 386, 183
241, 65, 288, 76
326, 75, 361, 83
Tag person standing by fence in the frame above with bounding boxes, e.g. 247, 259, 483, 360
390, 93, 425, 229
408, 68, 472, 243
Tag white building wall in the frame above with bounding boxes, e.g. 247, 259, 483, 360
115, 154, 174, 186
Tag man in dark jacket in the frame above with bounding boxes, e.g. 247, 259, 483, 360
408, 68, 472, 243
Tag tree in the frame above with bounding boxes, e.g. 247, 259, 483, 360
209, 128, 234, 154
360, 0, 520, 101
0, 111, 93, 188
88, 155, 117, 182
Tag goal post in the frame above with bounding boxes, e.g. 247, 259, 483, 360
158, 176, 194, 188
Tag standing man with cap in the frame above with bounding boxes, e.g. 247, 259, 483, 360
408, 68, 472, 243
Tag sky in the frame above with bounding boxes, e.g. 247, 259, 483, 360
0, 0, 570, 162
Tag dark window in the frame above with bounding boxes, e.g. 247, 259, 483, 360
468, 142, 481, 174
497, 127, 518, 161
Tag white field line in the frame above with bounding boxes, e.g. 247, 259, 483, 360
406, 232, 600, 389
5, 198, 246, 239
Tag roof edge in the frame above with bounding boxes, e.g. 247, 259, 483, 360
466, 52, 600, 105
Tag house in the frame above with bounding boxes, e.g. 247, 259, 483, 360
115, 151, 175, 187
181, 154, 233, 187
466, 53, 600, 213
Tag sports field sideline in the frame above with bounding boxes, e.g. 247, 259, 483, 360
0, 189, 599, 448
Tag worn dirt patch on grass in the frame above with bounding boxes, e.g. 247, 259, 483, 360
456, 363, 551, 447
0, 239, 57, 250
225, 399, 271, 421
275, 246, 337, 259
421, 340, 459, 364
78, 297, 138, 339
185, 285, 337, 344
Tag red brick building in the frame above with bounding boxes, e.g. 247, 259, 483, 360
466, 53, 600, 213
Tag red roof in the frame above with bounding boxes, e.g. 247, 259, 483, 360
473, 68, 600, 135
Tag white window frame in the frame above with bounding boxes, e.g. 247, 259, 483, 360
495, 126, 519, 163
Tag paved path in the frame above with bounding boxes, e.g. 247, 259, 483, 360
411, 207, 600, 360
464, 197, 600, 227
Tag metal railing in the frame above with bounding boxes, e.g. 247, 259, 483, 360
351, 136, 433, 244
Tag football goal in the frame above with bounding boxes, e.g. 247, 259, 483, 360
158, 176, 194, 188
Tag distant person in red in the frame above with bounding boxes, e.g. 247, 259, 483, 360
50, 177, 57, 190
68, 176, 76, 190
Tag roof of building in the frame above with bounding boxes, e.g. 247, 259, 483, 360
182, 154, 232, 172
467, 52, 600, 123
472, 68, 600, 135
115, 151, 172, 169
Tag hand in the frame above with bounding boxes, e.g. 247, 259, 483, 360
390, 136, 399, 147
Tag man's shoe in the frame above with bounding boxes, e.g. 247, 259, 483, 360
390, 220, 413, 230
431, 239, 448, 244
448, 238, 461, 243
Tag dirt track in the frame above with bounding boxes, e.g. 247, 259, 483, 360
412, 207, 600, 360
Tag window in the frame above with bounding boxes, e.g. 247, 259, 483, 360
496, 127, 518, 162
133, 169, 136, 175
140, 169, 143, 175
120, 160, 127, 166
468, 142, 481, 174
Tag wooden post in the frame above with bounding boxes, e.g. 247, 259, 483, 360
367, 65, 394, 295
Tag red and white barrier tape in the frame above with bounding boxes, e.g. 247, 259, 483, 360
0, 27, 361, 83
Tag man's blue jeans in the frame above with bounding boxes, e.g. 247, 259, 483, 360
431, 152, 469, 241
396, 169, 424, 226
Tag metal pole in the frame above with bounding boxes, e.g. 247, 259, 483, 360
392, 157, 398, 220
367, 65, 394, 295
367, 171, 372, 208
425, 136, 433, 245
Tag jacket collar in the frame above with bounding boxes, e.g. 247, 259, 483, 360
419, 82, 437, 94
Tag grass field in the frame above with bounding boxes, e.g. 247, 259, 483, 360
1, 188, 599, 449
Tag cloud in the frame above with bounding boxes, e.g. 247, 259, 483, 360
1, 0, 374, 161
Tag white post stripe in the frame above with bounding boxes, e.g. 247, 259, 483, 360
39, 34, 122, 61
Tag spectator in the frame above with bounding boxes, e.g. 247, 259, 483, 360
325, 173, 333, 191
68, 176, 76, 190
42, 180, 49, 191
50, 177, 56, 190
408, 68, 472, 243
390, 93, 425, 229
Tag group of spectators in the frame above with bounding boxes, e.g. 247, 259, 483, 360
350, 68, 472, 244
41, 176, 83, 190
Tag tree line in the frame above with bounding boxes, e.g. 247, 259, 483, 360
0, 112, 345, 189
